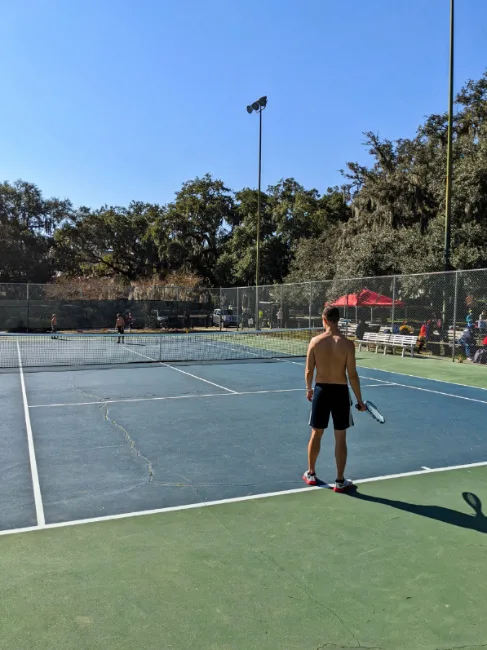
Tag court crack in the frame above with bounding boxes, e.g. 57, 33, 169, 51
102, 405, 154, 482
316, 641, 385, 650
71, 376, 154, 482
438, 645, 487, 650
70, 378, 107, 403
316, 642, 385, 650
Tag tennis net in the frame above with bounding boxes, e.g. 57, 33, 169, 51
1, 328, 321, 369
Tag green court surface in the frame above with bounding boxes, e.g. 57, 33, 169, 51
1, 354, 486, 650
1, 467, 487, 650
357, 350, 487, 390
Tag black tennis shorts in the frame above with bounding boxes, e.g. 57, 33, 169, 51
117, 326, 125, 335
309, 383, 353, 430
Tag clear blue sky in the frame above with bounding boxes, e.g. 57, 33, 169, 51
1, 0, 486, 209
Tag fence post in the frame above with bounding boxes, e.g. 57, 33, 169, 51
219, 287, 223, 331
237, 287, 240, 330
176, 287, 180, 327
255, 284, 259, 331
26, 283, 30, 332
308, 282, 312, 329
391, 275, 396, 330
452, 270, 458, 361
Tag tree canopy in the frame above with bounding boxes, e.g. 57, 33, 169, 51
1, 71, 487, 288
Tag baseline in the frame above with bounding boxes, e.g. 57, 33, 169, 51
1, 459, 486, 538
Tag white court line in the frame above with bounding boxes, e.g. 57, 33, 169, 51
29, 387, 309, 409
421, 466, 432, 471
282, 359, 487, 403
204, 339, 261, 358
359, 374, 487, 405
1, 459, 487, 538
357, 364, 487, 392
16, 342, 45, 528
121, 344, 237, 394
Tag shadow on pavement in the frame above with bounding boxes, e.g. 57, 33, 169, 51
348, 489, 487, 533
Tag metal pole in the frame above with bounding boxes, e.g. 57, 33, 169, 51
452, 270, 458, 361
308, 282, 312, 329
391, 275, 396, 331
237, 287, 240, 330
255, 107, 262, 330
26, 283, 30, 332
219, 287, 223, 332
444, 0, 454, 271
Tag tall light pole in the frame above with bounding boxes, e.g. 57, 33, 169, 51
246, 95, 267, 329
444, 0, 454, 271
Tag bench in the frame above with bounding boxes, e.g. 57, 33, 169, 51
385, 334, 417, 357
357, 332, 387, 353
357, 332, 417, 357
339, 321, 357, 336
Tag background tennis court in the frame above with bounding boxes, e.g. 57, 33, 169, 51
1, 331, 487, 648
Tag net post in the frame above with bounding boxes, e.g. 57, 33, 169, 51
452, 270, 458, 361
159, 329, 162, 362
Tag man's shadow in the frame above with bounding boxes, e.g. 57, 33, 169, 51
347, 489, 487, 533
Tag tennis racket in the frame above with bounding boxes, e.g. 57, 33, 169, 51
356, 400, 385, 424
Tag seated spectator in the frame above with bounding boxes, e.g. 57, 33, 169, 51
355, 319, 367, 341
459, 324, 476, 361
478, 310, 487, 333
399, 321, 412, 335
473, 336, 487, 364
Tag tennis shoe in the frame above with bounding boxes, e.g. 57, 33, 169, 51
302, 471, 318, 486
334, 478, 354, 493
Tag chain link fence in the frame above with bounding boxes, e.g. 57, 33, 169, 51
1, 269, 487, 361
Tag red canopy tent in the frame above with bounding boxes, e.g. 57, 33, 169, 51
331, 289, 404, 307
328, 289, 404, 324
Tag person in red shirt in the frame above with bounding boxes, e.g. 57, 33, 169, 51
418, 322, 427, 353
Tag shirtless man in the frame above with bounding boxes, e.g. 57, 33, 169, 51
115, 313, 125, 343
303, 306, 366, 492
51, 314, 57, 339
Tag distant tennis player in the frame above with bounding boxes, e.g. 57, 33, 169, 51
303, 306, 366, 492
115, 313, 125, 343
51, 313, 57, 339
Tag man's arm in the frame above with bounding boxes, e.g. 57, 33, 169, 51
346, 341, 365, 409
305, 341, 315, 401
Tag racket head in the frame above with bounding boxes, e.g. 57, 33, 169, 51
365, 400, 385, 424
462, 491, 481, 513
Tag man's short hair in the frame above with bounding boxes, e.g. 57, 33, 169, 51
322, 306, 340, 323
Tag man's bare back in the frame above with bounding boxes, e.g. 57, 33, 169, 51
305, 330, 352, 386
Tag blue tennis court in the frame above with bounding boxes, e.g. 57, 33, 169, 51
1, 347, 486, 534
